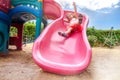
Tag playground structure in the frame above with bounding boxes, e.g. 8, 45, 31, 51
0, 0, 42, 53
0, 0, 92, 75
32, 0, 92, 75
0, 0, 11, 53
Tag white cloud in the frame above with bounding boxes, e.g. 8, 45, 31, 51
114, 5, 120, 8
55, 0, 120, 11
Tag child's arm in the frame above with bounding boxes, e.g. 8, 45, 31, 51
73, 2, 78, 19
63, 18, 69, 23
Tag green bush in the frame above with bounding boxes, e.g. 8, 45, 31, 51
88, 35, 97, 47
23, 22, 36, 42
10, 27, 18, 36
87, 28, 120, 47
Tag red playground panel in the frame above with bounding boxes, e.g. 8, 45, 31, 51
9, 23, 24, 50
0, 0, 11, 13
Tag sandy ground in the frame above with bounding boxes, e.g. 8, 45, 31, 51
0, 43, 120, 80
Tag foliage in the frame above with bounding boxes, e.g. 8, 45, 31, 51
10, 27, 18, 36
23, 21, 36, 43
87, 27, 120, 47
88, 35, 97, 47
10, 24, 120, 47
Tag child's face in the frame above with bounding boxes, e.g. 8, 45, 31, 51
66, 13, 73, 20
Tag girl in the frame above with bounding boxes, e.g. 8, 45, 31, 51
58, 2, 83, 37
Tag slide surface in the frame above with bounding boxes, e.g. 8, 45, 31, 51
32, 0, 92, 75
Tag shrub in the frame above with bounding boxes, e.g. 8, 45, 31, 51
88, 35, 97, 47
23, 22, 36, 43
87, 28, 120, 47
10, 27, 18, 37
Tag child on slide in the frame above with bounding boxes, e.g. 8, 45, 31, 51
58, 2, 83, 38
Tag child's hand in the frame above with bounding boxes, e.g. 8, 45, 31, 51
64, 18, 69, 22
73, 2, 78, 19
73, 2, 76, 6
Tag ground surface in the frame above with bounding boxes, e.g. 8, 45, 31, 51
0, 43, 120, 80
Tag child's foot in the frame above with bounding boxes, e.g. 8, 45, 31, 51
58, 32, 68, 37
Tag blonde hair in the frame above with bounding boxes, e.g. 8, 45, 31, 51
66, 13, 75, 19
66, 13, 72, 16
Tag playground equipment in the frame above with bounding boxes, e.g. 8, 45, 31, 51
0, 0, 43, 53
0, 0, 92, 75
0, 12, 10, 53
0, 0, 11, 53
0, 0, 11, 13
8, 0, 42, 50
32, 0, 92, 75
9, 13, 36, 50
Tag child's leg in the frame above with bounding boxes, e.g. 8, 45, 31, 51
58, 27, 72, 37
65, 27, 72, 34
58, 32, 68, 37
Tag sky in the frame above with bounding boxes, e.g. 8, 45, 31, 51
55, 0, 120, 30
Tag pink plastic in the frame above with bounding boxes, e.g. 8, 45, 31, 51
32, 0, 92, 75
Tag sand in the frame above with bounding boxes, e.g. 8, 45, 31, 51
0, 43, 120, 80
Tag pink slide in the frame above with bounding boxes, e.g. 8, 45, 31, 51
32, 0, 92, 75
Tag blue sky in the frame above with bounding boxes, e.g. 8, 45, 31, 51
55, 0, 120, 30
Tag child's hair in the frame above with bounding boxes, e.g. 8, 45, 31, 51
78, 14, 83, 24
66, 13, 72, 16
66, 13, 83, 23
66, 13, 73, 18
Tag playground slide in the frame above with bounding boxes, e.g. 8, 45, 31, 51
32, 0, 92, 75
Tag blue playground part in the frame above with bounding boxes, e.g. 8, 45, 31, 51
8, 5, 42, 39
0, 11, 10, 53
0, 11, 10, 24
